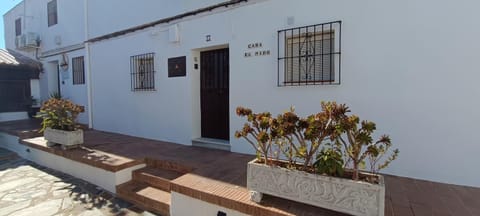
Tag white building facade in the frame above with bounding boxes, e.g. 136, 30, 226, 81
4, 0, 480, 188
3, 0, 89, 123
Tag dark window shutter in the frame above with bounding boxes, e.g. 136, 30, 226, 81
15, 18, 21, 36
47, 0, 58, 27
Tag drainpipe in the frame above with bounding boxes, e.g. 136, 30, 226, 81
23, 0, 26, 32
84, 0, 93, 129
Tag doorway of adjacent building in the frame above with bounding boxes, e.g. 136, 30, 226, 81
43, 61, 61, 100
200, 48, 229, 140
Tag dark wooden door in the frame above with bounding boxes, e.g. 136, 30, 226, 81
200, 48, 229, 140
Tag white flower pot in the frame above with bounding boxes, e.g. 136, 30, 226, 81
44, 127, 84, 147
247, 159, 385, 216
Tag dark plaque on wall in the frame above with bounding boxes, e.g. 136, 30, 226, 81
168, 56, 186, 77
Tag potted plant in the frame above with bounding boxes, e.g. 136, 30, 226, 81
37, 98, 85, 150
235, 102, 399, 216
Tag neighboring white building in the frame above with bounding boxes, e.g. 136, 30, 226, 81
3, 0, 88, 124
4, 0, 480, 188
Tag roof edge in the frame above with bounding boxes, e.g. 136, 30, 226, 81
86, 0, 248, 43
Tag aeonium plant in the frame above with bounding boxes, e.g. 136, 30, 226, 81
234, 107, 279, 165
335, 115, 399, 182
37, 98, 85, 132
235, 101, 399, 184
275, 102, 349, 171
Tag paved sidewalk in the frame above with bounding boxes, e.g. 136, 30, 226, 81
0, 148, 152, 216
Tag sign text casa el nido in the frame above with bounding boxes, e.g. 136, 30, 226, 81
244, 42, 270, 57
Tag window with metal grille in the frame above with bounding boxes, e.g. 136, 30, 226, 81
130, 53, 155, 91
72, 56, 85, 85
278, 21, 341, 86
15, 18, 21, 36
47, 0, 58, 27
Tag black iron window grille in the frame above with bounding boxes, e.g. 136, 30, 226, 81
47, 0, 58, 27
72, 56, 85, 85
130, 53, 155, 91
278, 21, 341, 86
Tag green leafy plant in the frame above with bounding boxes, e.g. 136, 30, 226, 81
313, 147, 344, 177
36, 98, 84, 132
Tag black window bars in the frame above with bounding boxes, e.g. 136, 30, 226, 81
72, 56, 85, 85
130, 53, 155, 91
278, 21, 341, 86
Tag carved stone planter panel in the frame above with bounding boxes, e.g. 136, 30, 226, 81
247, 159, 385, 216
44, 128, 84, 146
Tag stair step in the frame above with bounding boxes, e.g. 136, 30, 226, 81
145, 158, 193, 173
133, 167, 184, 191
117, 181, 170, 216
0, 151, 17, 161
192, 137, 230, 151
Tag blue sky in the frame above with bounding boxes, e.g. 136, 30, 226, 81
0, 0, 21, 48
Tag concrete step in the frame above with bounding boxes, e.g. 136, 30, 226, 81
133, 167, 184, 192
116, 181, 171, 216
192, 137, 230, 151
0, 148, 18, 161
145, 158, 193, 174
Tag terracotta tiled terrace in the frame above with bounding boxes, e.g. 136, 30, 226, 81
1, 119, 480, 216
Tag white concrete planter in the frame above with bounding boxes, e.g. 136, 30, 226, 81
247, 159, 385, 216
44, 127, 84, 147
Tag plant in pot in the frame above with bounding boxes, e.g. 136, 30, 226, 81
235, 102, 399, 216
36, 98, 85, 150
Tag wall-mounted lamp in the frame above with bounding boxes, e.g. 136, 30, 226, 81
60, 53, 68, 71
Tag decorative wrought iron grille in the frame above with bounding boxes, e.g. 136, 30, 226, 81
72, 56, 85, 85
278, 21, 341, 86
130, 53, 155, 91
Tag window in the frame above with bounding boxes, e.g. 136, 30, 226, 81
278, 21, 342, 86
130, 53, 155, 91
47, 0, 58, 27
72, 56, 85, 85
15, 18, 21, 36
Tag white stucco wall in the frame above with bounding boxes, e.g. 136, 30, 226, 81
0, 132, 145, 193
30, 79, 40, 103
88, 0, 480, 188
36, 50, 89, 124
86, 0, 229, 39
0, 112, 28, 122
3, 0, 85, 52
170, 192, 248, 216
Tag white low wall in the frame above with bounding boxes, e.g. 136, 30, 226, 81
0, 112, 28, 122
170, 192, 248, 216
0, 132, 145, 193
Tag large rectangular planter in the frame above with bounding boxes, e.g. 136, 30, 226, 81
247, 159, 385, 216
44, 127, 84, 146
